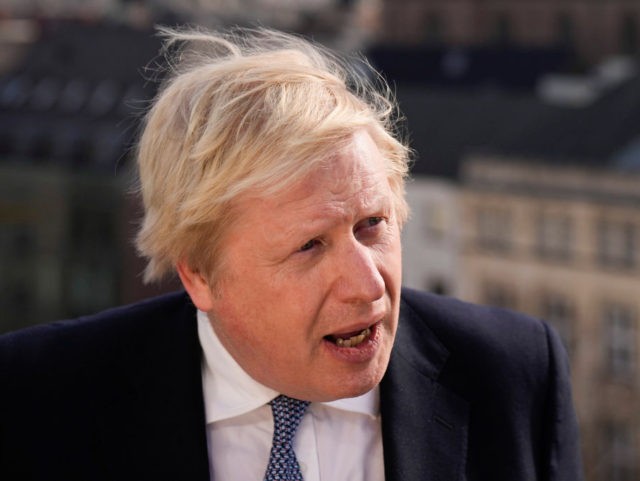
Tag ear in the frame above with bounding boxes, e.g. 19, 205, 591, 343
176, 260, 215, 312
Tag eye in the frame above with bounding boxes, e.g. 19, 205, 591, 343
357, 216, 385, 231
299, 239, 320, 252
354, 216, 387, 241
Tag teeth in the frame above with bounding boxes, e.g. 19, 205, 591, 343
335, 327, 371, 348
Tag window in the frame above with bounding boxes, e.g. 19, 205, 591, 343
30, 77, 61, 111
0, 224, 35, 332
493, 12, 511, 46
423, 202, 447, 241
540, 293, 574, 355
483, 281, 517, 310
556, 13, 574, 49
423, 11, 443, 45
604, 303, 636, 380
536, 211, 573, 261
0, 75, 32, 108
602, 421, 637, 481
59, 79, 89, 113
620, 14, 639, 56
0, 281, 31, 333
88, 80, 119, 116
64, 204, 118, 316
425, 278, 449, 296
476, 206, 512, 253
597, 219, 637, 269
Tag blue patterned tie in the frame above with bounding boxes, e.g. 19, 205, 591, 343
264, 395, 310, 481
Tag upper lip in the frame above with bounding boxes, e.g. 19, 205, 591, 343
325, 316, 384, 338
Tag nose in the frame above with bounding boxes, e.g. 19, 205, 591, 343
332, 240, 385, 304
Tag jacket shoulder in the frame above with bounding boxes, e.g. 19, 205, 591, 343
397, 290, 581, 479
401, 287, 551, 346
399, 287, 563, 393
0, 292, 209, 480
0, 291, 194, 374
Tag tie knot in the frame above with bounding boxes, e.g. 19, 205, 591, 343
269, 395, 310, 445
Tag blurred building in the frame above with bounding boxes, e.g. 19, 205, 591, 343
0, 20, 165, 333
0, 19, 39, 75
400, 61, 640, 481
0, 0, 379, 51
152, 0, 376, 47
402, 176, 460, 295
379, 0, 640, 67
460, 157, 639, 481
399, 85, 555, 295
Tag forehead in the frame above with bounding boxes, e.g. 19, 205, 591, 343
270, 131, 387, 209
298, 132, 386, 195
231, 130, 391, 233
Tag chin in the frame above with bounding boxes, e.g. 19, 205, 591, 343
316, 371, 384, 402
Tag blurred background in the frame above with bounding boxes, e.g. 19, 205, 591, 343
0, 1, 638, 479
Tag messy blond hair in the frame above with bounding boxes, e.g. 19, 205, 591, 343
135, 26, 410, 283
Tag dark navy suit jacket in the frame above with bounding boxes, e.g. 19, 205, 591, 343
0, 288, 583, 480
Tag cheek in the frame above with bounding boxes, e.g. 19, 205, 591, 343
210, 288, 267, 345
375, 230, 402, 277
214, 259, 330, 349
213, 285, 305, 348
211, 307, 283, 372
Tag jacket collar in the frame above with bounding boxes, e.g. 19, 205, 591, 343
380, 295, 470, 481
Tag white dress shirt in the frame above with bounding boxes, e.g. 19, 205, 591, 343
197, 310, 386, 481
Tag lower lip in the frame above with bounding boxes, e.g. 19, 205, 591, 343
322, 322, 382, 363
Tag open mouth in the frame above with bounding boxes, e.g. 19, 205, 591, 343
324, 326, 374, 348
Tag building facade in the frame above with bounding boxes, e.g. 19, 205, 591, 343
0, 164, 126, 332
459, 155, 640, 481
402, 177, 460, 296
0, 21, 163, 333
0, 0, 380, 51
379, 0, 640, 66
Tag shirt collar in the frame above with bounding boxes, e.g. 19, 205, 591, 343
197, 310, 380, 424
198, 309, 277, 423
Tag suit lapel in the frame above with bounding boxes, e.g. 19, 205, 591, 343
380, 298, 469, 481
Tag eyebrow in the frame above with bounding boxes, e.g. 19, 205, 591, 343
270, 193, 393, 245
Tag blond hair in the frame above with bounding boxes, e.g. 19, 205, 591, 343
135, 26, 410, 283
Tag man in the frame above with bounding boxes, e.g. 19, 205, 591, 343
0, 27, 583, 480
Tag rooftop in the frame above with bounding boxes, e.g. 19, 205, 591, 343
399, 66, 640, 179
